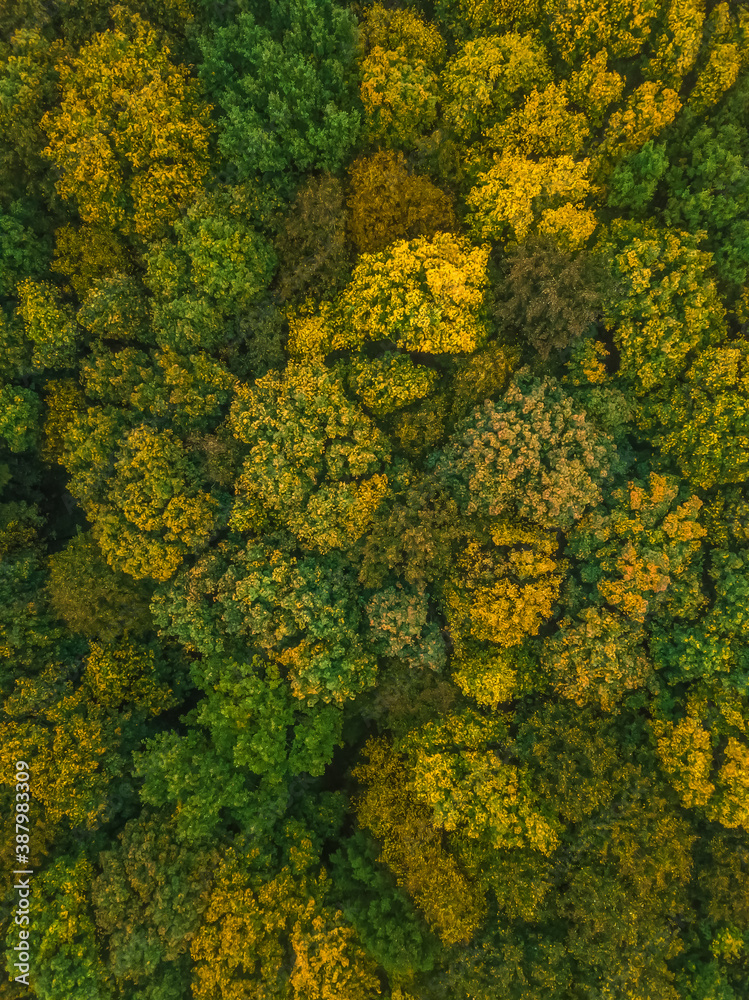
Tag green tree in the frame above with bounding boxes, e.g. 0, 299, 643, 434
597, 220, 728, 395
229, 360, 391, 552
144, 186, 277, 353
197, 0, 360, 193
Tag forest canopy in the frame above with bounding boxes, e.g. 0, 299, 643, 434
2, 1, 749, 998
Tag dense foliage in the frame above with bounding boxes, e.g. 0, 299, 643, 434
2, 1, 749, 997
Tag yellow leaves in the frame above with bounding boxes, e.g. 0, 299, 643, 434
543, 0, 658, 64
347, 353, 438, 416
483, 80, 591, 159
689, 41, 742, 115
338, 232, 490, 354
441, 33, 552, 141
358, 2, 446, 70
444, 525, 565, 651
290, 902, 381, 1000
653, 693, 749, 831
594, 82, 681, 176
41, 9, 212, 239
400, 711, 560, 855
162, 492, 219, 548
544, 607, 654, 711
353, 737, 486, 946
599, 221, 727, 394
707, 738, 749, 831
451, 645, 518, 707
466, 152, 593, 246
16, 278, 79, 370
652, 713, 715, 808
359, 46, 439, 148
286, 300, 342, 359
83, 642, 175, 716
645, 0, 705, 88
567, 49, 625, 128
538, 202, 598, 252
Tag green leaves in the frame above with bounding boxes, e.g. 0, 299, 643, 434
197, 0, 361, 191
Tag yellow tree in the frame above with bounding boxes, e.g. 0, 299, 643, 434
542, 0, 659, 66
337, 231, 490, 354
442, 521, 565, 653
42, 6, 212, 240
440, 33, 552, 144
357, 2, 447, 69
466, 152, 597, 251
353, 737, 486, 947
359, 47, 440, 150
398, 709, 560, 855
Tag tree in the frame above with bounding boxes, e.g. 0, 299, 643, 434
492, 234, 608, 358
359, 45, 440, 150
46, 530, 154, 641
435, 368, 620, 531
652, 342, 749, 489
347, 148, 456, 256
92, 425, 220, 582
272, 173, 353, 304
597, 220, 728, 395
151, 537, 379, 704
190, 827, 381, 1000
15, 278, 79, 370
645, 0, 705, 89
144, 186, 277, 353
15, 853, 114, 1000
0, 384, 40, 453
337, 232, 491, 354
0, 28, 64, 205
0, 199, 52, 302
563, 471, 707, 625
440, 33, 552, 144
329, 830, 440, 978
543, 607, 655, 711
432, 0, 542, 44
466, 152, 597, 251
42, 7, 212, 240
442, 520, 565, 652
197, 0, 361, 193
398, 709, 560, 855
542, 0, 658, 66
344, 352, 438, 417
0, 641, 174, 831
229, 361, 391, 552
357, 2, 447, 71
50, 223, 133, 303
366, 584, 446, 670
481, 80, 591, 159
593, 81, 682, 179
133, 656, 343, 843
75, 273, 152, 345
353, 737, 487, 946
